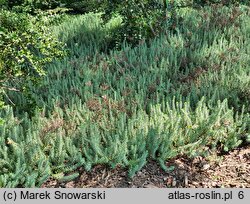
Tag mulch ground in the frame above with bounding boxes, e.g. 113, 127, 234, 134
42, 145, 250, 188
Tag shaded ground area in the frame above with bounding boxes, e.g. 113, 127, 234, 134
42, 145, 250, 188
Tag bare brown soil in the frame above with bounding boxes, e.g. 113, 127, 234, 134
42, 145, 250, 188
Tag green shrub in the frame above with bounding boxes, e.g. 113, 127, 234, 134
61, 0, 106, 13
1, 0, 60, 10
192, 0, 249, 6
0, 9, 64, 111
99, 0, 167, 47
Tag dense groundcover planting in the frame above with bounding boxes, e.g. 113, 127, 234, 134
0, 1, 249, 187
